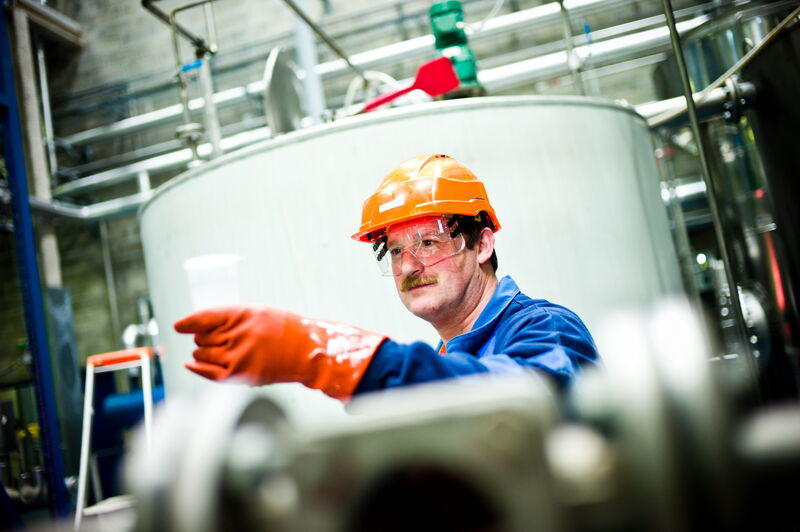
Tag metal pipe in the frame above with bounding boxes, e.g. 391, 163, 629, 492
557, 0, 585, 95
641, 82, 756, 128
99, 220, 122, 347
35, 40, 58, 176
480, 15, 708, 92
169, 2, 205, 162
199, 58, 223, 158
62, 0, 646, 147
198, 3, 223, 158
141, 0, 212, 55
292, 0, 327, 123
137, 170, 152, 193
54, 126, 270, 197
59, 115, 266, 177
660, 0, 759, 390
12, 6, 62, 288
647, 3, 800, 127
639, 86, 730, 122
54, 15, 709, 199
168, 0, 224, 161
279, 0, 368, 84
29, 192, 154, 222
203, 2, 219, 53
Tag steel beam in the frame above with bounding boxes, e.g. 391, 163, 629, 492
0, 8, 70, 517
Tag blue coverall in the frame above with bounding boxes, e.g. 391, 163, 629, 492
355, 275, 599, 393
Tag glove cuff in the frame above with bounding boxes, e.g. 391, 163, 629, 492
306, 333, 387, 400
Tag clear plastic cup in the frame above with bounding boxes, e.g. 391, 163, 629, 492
183, 254, 243, 311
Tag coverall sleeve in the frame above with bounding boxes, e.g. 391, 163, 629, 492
354, 308, 599, 394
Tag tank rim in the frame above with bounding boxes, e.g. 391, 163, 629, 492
138, 95, 644, 220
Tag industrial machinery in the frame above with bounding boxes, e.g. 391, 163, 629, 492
3, 0, 799, 524
138, 96, 685, 407
651, 1, 800, 402
122, 299, 800, 531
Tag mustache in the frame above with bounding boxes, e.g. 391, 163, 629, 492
401, 275, 437, 292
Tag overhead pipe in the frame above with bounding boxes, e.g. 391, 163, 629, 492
54, 126, 270, 197
62, 0, 635, 147
141, 0, 213, 55
638, 81, 756, 128
480, 15, 708, 92
53, 12, 712, 199
29, 192, 154, 222
59, 115, 266, 178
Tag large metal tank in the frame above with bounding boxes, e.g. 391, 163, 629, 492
140, 96, 682, 419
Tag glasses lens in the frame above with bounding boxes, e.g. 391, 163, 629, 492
372, 237, 394, 276
373, 218, 466, 277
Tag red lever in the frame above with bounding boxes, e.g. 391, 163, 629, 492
361, 57, 460, 113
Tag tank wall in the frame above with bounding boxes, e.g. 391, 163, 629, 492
140, 97, 682, 408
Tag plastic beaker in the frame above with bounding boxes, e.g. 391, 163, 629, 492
183, 254, 243, 311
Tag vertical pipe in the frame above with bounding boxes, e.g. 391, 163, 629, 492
35, 41, 57, 176
100, 220, 121, 347
12, 7, 62, 288
292, 0, 326, 123
203, 2, 218, 52
89, 456, 103, 503
0, 8, 70, 517
169, 16, 200, 162
199, 57, 223, 159
200, 3, 222, 159
558, 0, 585, 96
660, 0, 760, 392
137, 170, 152, 193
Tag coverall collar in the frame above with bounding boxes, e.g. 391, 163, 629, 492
437, 275, 520, 354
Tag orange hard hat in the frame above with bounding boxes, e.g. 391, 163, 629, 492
352, 154, 501, 242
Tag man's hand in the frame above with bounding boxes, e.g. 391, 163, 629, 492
174, 306, 386, 399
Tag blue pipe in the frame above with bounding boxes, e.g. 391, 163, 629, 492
0, 9, 70, 518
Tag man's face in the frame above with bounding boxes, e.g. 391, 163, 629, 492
384, 216, 479, 323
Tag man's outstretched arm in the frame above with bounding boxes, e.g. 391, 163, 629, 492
356, 308, 599, 393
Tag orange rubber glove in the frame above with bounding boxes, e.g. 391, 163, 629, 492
174, 306, 387, 400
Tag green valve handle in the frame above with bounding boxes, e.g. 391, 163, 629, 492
429, 0, 482, 91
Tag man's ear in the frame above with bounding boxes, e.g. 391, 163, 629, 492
476, 227, 495, 266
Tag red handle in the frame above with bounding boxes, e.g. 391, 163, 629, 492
361, 85, 414, 113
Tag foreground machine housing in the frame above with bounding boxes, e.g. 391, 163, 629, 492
125, 300, 800, 531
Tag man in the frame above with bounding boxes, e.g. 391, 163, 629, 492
175, 154, 599, 400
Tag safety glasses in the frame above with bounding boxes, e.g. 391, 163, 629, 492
372, 217, 465, 277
